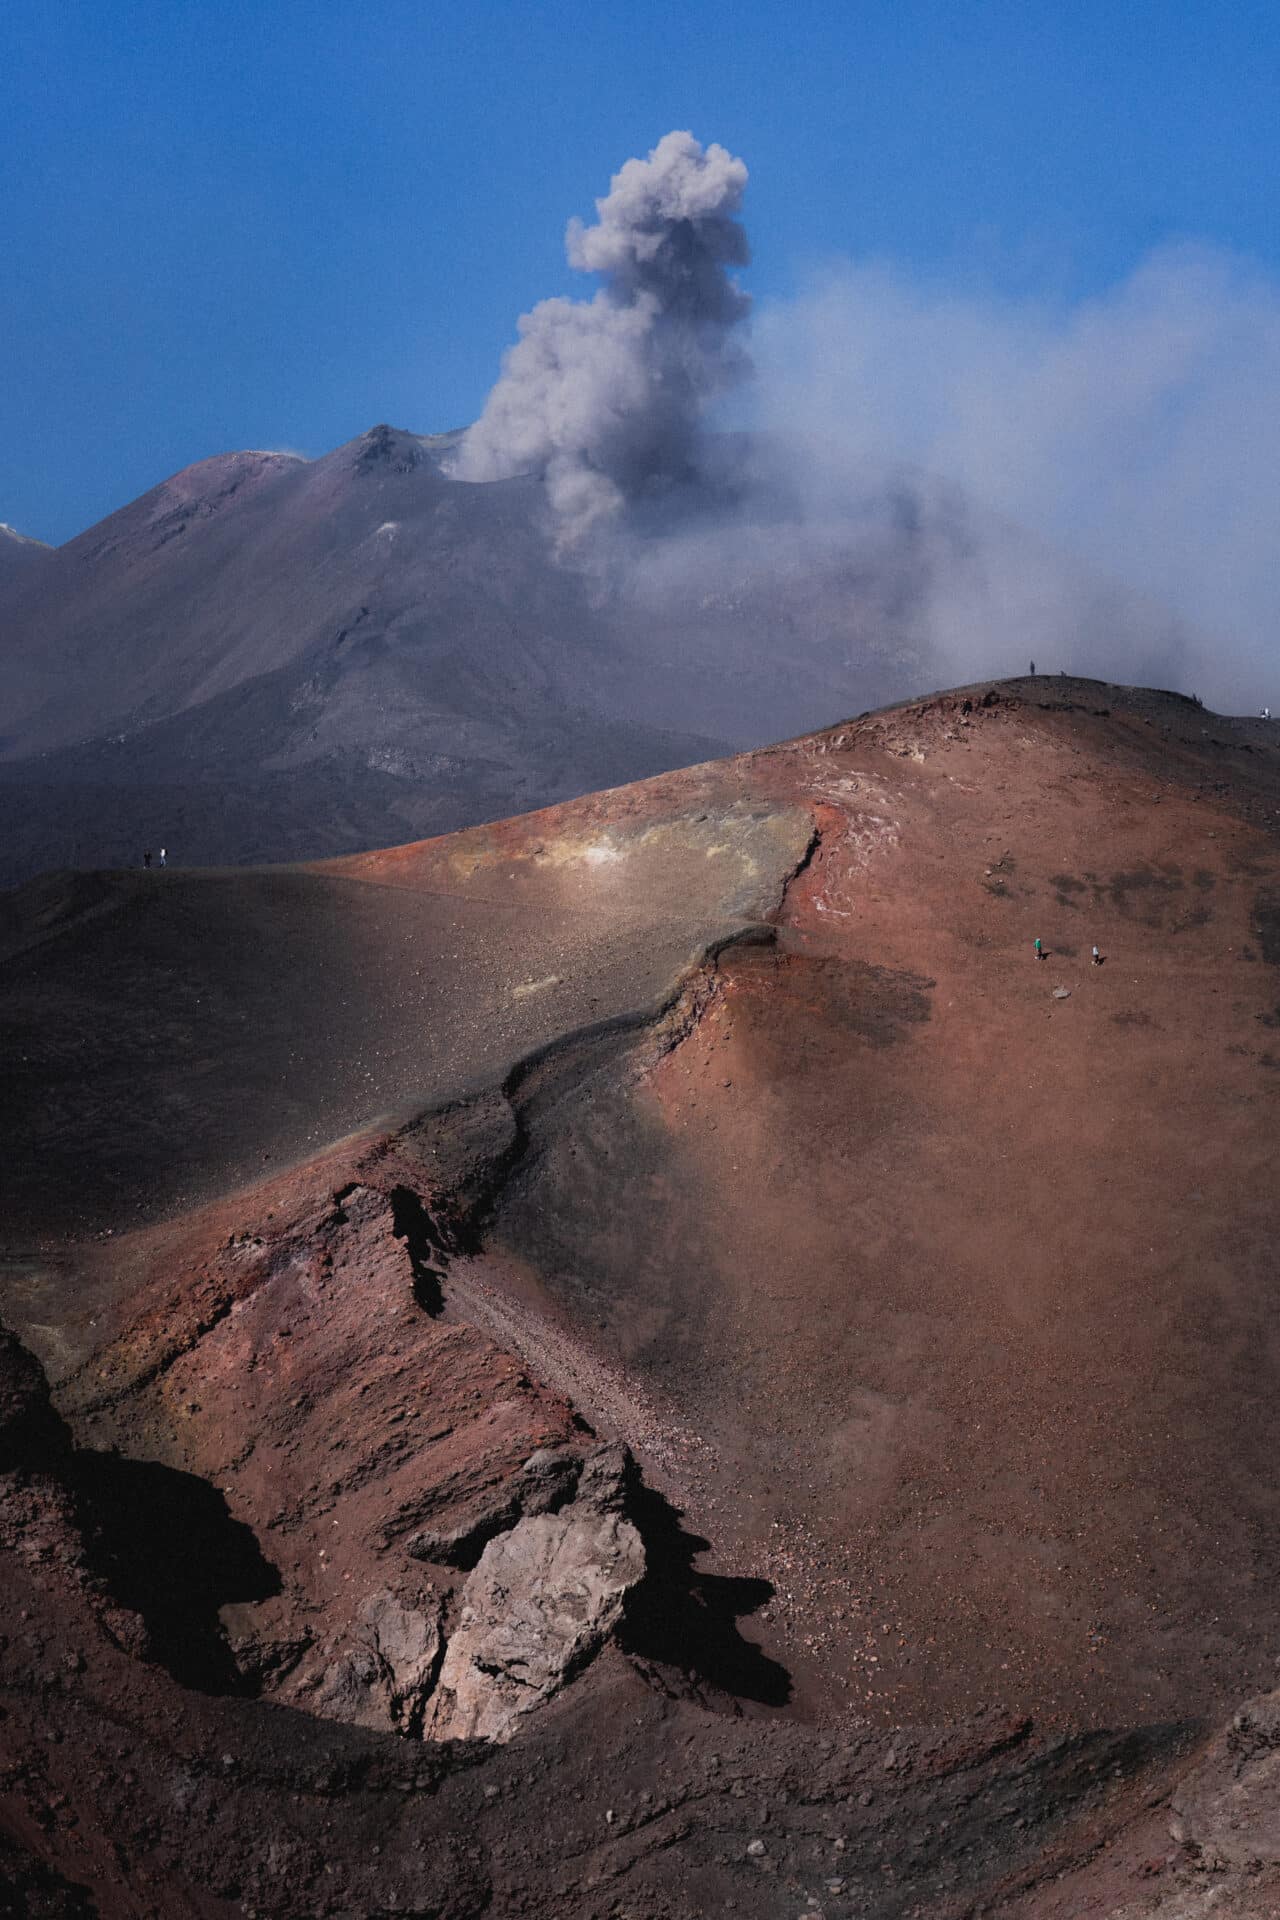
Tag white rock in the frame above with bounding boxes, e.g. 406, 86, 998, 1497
426, 1505, 644, 1743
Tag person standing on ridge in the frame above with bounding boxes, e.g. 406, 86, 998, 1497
142, 850, 152, 870
159, 847, 167, 868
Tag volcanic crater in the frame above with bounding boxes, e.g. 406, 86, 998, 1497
2, 676, 1280, 1918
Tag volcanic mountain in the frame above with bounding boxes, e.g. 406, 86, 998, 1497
0, 523, 51, 597
2, 676, 1278, 1917
0, 423, 953, 885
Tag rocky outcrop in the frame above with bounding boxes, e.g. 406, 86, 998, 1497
405, 1443, 585, 1566
1103, 1689, 1280, 1918
426, 1444, 645, 1743
1170, 1690, 1280, 1872
300, 1588, 444, 1736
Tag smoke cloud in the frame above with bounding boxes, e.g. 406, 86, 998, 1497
455, 133, 1280, 714
451, 131, 751, 542
752, 245, 1280, 711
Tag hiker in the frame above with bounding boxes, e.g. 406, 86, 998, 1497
142, 850, 152, 871
1034, 937, 1043, 961
1030, 659, 1036, 675
1264, 707, 1272, 721
159, 847, 167, 868
1092, 945, 1101, 965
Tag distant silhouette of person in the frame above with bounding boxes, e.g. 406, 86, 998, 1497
1034, 937, 1043, 961
159, 847, 167, 867
1264, 707, 1272, 720
1092, 945, 1101, 965
142, 850, 152, 870
1030, 659, 1036, 675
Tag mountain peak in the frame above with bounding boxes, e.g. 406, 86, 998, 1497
0, 522, 48, 548
342, 423, 468, 478
351, 423, 431, 475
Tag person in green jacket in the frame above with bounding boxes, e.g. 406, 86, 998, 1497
1034, 937, 1043, 960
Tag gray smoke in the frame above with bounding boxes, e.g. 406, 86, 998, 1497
750, 244, 1280, 711
451, 131, 751, 542
452, 136, 1279, 715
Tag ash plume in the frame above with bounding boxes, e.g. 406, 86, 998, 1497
451, 137, 1279, 714
451, 131, 751, 542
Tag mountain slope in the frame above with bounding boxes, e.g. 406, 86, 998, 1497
0, 427, 748, 879
0, 424, 979, 883
3, 420, 1203, 888
1, 430, 601, 757
0, 522, 52, 607
2, 678, 1279, 1915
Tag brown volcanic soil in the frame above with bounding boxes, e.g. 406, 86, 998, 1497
0, 783, 809, 1234
482, 680, 1280, 1737
2, 677, 1280, 1918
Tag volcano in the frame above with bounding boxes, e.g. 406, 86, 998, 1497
0, 523, 51, 599
2, 676, 1279, 1917
3, 419, 1124, 887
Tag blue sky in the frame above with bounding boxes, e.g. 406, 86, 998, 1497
3, 0, 1278, 543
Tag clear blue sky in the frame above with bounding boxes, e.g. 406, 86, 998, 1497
3, 0, 1278, 543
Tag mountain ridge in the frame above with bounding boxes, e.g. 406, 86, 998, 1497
0, 422, 933, 882
1, 421, 1206, 886
2, 676, 1278, 1916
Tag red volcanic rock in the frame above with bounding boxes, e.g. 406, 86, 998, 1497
1, 678, 1279, 1915
62, 1154, 593, 1733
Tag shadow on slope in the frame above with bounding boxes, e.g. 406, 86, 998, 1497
620, 1478, 790, 1708
73, 1450, 282, 1695
2, 1316, 281, 1697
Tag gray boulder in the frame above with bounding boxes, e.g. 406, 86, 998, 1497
426, 1448, 644, 1743
307, 1588, 443, 1735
